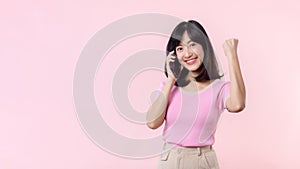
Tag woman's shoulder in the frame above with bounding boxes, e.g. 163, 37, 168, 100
158, 81, 179, 91
212, 78, 230, 89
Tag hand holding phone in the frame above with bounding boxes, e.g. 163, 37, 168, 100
166, 50, 182, 80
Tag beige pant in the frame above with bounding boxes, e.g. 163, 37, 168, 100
157, 142, 220, 169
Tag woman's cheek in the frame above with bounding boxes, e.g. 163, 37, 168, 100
177, 54, 184, 62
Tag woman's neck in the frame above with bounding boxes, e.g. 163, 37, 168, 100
182, 79, 212, 92
187, 71, 200, 79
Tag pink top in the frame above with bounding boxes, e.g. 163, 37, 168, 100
158, 79, 230, 147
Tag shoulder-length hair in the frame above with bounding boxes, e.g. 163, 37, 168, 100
164, 20, 223, 87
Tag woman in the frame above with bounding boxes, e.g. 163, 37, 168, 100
146, 20, 246, 169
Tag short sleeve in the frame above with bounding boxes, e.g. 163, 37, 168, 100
158, 81, 165, 91
150, 81, 165, 103
219, 81, 230, 110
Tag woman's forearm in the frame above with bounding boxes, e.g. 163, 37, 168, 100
227, 54, 246, 112
146, 77, 175, 129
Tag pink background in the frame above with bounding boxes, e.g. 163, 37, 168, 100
1, 0, 300, 168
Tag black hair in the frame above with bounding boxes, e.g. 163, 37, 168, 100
164, 20, 223, 87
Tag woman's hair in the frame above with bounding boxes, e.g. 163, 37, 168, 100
164, 20, 223, 87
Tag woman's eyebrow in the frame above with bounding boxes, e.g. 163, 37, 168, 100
179, 40, 193, 46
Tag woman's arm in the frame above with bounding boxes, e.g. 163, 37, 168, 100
223, 39, 246, 112
146, 50, 180, 129
146, 77, 175, 129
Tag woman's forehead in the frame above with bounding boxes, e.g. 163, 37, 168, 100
178, 31, 192, 46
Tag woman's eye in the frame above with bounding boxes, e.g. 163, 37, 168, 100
176, 47, 183, 52
190, 43, 196, 47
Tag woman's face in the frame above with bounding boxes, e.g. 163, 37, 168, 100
175, 31, 204, 72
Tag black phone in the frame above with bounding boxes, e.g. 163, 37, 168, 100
169, 52, 181, 78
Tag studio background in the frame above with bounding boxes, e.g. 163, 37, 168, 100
1, 0, 299, 168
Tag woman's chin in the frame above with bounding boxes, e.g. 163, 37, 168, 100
184, 65, 200, 72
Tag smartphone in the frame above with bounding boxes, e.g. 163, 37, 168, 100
169, 51, 181, 78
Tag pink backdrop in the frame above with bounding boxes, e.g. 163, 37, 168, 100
1, 0, 300, 168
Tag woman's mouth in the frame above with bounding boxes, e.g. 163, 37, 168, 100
185, 58, 197, 65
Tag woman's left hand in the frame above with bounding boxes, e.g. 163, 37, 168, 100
223, 39, 239, 58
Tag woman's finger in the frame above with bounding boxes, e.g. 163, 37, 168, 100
167, 56, 175, 61
167, 51, 175, 57
168, 50, 175, 55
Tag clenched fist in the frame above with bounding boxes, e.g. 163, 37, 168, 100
223, 39, 239, 58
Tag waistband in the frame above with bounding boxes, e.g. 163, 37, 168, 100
163, 142, 213, 155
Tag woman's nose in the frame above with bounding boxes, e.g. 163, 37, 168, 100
184, 47, 193, 57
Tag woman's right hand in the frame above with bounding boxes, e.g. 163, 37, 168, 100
166, 50, 180, 82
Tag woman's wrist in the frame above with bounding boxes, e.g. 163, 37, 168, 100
166, 77, 176, 85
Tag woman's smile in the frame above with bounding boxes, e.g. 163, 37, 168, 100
185, 58, 197, 65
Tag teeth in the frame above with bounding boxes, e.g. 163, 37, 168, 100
186, 59, 195, 63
